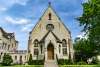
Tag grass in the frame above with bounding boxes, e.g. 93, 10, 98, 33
0, 65, 43, 67
59, 65, 100, 67
0, 65, 100, 67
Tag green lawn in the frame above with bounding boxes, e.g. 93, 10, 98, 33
0, 65, 43, 67
0, 65, 100, 67
59, 65, 100, 67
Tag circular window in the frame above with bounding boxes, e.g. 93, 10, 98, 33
46, 24, 54, 31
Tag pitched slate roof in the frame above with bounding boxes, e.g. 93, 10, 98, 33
0, 27, 14, 39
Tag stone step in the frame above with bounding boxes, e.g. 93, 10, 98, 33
44, 60, 58, 67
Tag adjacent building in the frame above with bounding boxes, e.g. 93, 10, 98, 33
0, 27, 28, 64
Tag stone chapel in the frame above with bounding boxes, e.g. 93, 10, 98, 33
28, 3, 74, 62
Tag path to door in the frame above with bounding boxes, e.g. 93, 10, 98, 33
44, 60, 58, 67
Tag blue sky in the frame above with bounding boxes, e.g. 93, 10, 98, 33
0, 0, 86, 50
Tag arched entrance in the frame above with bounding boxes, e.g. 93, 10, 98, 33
19, 56, 23, 64
47, 43, 54, 60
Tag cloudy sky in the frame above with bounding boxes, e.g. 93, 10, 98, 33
0, 0, 86, 50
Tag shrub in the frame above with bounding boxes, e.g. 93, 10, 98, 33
98, 61, 100, 65
28, 54, 44, 65
28, 54, 33, 65
77, 61, 87, 65
33, 60, 44, 65
91, 58, 99, 64
2, 53, 13, 66
57, 59, 72, 65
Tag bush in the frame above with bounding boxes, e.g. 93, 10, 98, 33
98, 61, 100, 65
33, 60, 44, 65
91, 58, 99, 64
2, 53, 13, 66
77, 61, 87, 65
57, 59, 72, 65
28, 54, 44, 65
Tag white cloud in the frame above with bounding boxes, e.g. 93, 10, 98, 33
76, 32, 88, 39
0, 6, 7, 12
15, 0, 29, 6
77, 32, 85, 38
82, 0, 89, 3
5, 16, 31, 25
21, 24, 34, 32
0, 0, 28, 6
0, 0, 28, 12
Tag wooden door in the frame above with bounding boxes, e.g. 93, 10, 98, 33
47, 44, 54, 60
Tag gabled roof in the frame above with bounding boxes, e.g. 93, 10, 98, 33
30, 3, 70, 34
51, 31, 61, 42
40, 31, 50, 42
0, 27, 15, 39
40, 31, 61, 43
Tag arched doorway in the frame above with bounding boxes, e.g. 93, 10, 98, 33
47, 43, 54, 60
19, 56, 23, 64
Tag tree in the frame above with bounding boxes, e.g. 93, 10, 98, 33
77, 0, 100, 55
74, 38, 95, 62
28, 54, 33, 65
2, 53, 13, 66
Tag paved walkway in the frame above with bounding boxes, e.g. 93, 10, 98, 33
44, 60, 58, 67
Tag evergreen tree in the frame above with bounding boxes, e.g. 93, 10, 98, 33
2, 53, 13, 66
28, 54, 33, 65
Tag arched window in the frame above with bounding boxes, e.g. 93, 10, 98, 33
33, 39, 39, 57
8, 45, 10, 50
34, 49, 38, 55
5, 43, 7, 49
63, 48, 67, 55
59, 45, 61, 53
12, 44, 13, 48
34, 39, 38, 47
62, 39, 67, 55
1, 52, 2, 55
40, 44, 43, 54
25, 56, 26, 60
19, 55, 22, 64
15, 56, 17, 60
2, 42, 4, 49
48, 13, 52, 20
62, 39, 67, 47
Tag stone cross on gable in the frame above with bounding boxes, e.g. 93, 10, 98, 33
48, 0, 52, 5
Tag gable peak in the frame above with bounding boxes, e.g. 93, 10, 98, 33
47, 2, 53, 10
48, 2, 51, 7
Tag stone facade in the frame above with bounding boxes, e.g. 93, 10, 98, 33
0, 27, 27, 64
0, 27, 18, 52
9, 50, 28, 64
28, 4, 74, 62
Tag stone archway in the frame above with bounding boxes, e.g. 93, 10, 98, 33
47, 43, 54, 60
19, 56, 23, 64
